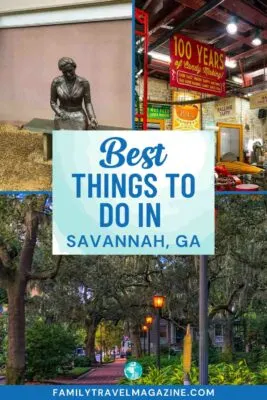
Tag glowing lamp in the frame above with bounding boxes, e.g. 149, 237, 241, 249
142, 325, 148, 332
145, 315, 153, 325
153, 294, 165, 309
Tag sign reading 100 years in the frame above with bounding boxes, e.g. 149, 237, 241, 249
53, 131, 214, 255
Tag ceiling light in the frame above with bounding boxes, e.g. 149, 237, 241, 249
232, 76, 243, 84
252, 30, 262, 46
252, 37, 262, 46
160, 24, 174, 30
148, 51, 171, 63
226, 17, 238, 35
225, 58, 237, 68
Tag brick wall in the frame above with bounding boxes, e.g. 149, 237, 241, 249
203, 97, 267, 152
137, 77, 172, 129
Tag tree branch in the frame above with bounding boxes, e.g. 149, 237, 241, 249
0, 259, 9, 288
28, 256, 62, 281
209, 283, 245, 319
209, 305, 233, 319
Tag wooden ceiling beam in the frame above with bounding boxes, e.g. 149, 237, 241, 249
149, 5, 185, 35
222, 30, 267, 53
222, 0, 267, 29
231, 43, 267, 61
149, 0, 225, 51
176, 0, 250, 32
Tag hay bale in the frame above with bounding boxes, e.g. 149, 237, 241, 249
0, 123, 52, 191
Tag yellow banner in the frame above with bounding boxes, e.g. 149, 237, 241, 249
250, 91, 267, 109
172, 91, 200, 130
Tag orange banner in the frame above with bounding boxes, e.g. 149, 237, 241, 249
172, 91, 201, 130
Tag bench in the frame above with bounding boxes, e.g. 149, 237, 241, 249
23, 118, 128, 161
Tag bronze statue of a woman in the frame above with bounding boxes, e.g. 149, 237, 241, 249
50, 57, 98, 130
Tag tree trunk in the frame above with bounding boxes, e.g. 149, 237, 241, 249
85, 321, 97, 364
223, 317, 233, 359
130, 324, 142, 358
6, 281, 26, 384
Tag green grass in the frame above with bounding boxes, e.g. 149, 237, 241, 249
62, 367, 90, 378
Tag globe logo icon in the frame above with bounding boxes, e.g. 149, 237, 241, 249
124, 361, 143, 380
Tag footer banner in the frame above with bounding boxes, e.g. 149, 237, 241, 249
0, 385, 266, 400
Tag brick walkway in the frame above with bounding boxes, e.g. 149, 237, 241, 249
47, 359, 126, 385
0, 359, 126, 385
77, 359, 126, 384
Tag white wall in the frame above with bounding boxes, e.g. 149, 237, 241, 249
0, 0, 120, 14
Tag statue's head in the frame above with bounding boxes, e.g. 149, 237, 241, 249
58, 57, 77, 82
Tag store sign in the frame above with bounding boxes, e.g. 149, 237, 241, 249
148, 104, 171, 120
53, 131, 214, 255
250, 91, 267, 109
214, 97, 236, 119
170, 34, 226, 97
172, 91, 200, 130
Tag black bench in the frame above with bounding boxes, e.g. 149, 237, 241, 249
23, 118, 128, 161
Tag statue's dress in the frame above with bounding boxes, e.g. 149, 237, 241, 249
50, 75, 91, 130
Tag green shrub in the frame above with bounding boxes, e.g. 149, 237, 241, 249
26, 321, 76, 381
103, 355, 112, 363
208, 346, 222, 364
209, 360, 257, 385
233, 350, 267, 370
0, 353, 5, 368
258, 367, 267, 384
121, 358, 266, 385
73, 356, 91, 368
0, 313, 8, 368
160, 345, 170, 355
220, 349, 233, 363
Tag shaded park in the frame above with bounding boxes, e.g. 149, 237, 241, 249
0, 194, 267, 384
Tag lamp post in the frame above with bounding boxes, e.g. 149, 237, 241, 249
199, 256, 208, 384
142, 325, 148, 355
153, 294, 165, 369
145, 315, 153, 356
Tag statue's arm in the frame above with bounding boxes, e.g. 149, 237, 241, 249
84, 81, 98, 128
50, 80, 62, 116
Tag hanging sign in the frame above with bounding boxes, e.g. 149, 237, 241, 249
53, 130, 214, 256
148, 104, 171, 120
172, 91, 200, 130
250, 91, 267, 109
214, 97, 236, 120
170, 34, 226, 97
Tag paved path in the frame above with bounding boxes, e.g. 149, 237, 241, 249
47, 359, 126, 385
77, 359, 126, 384
0, 359, 126, 385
